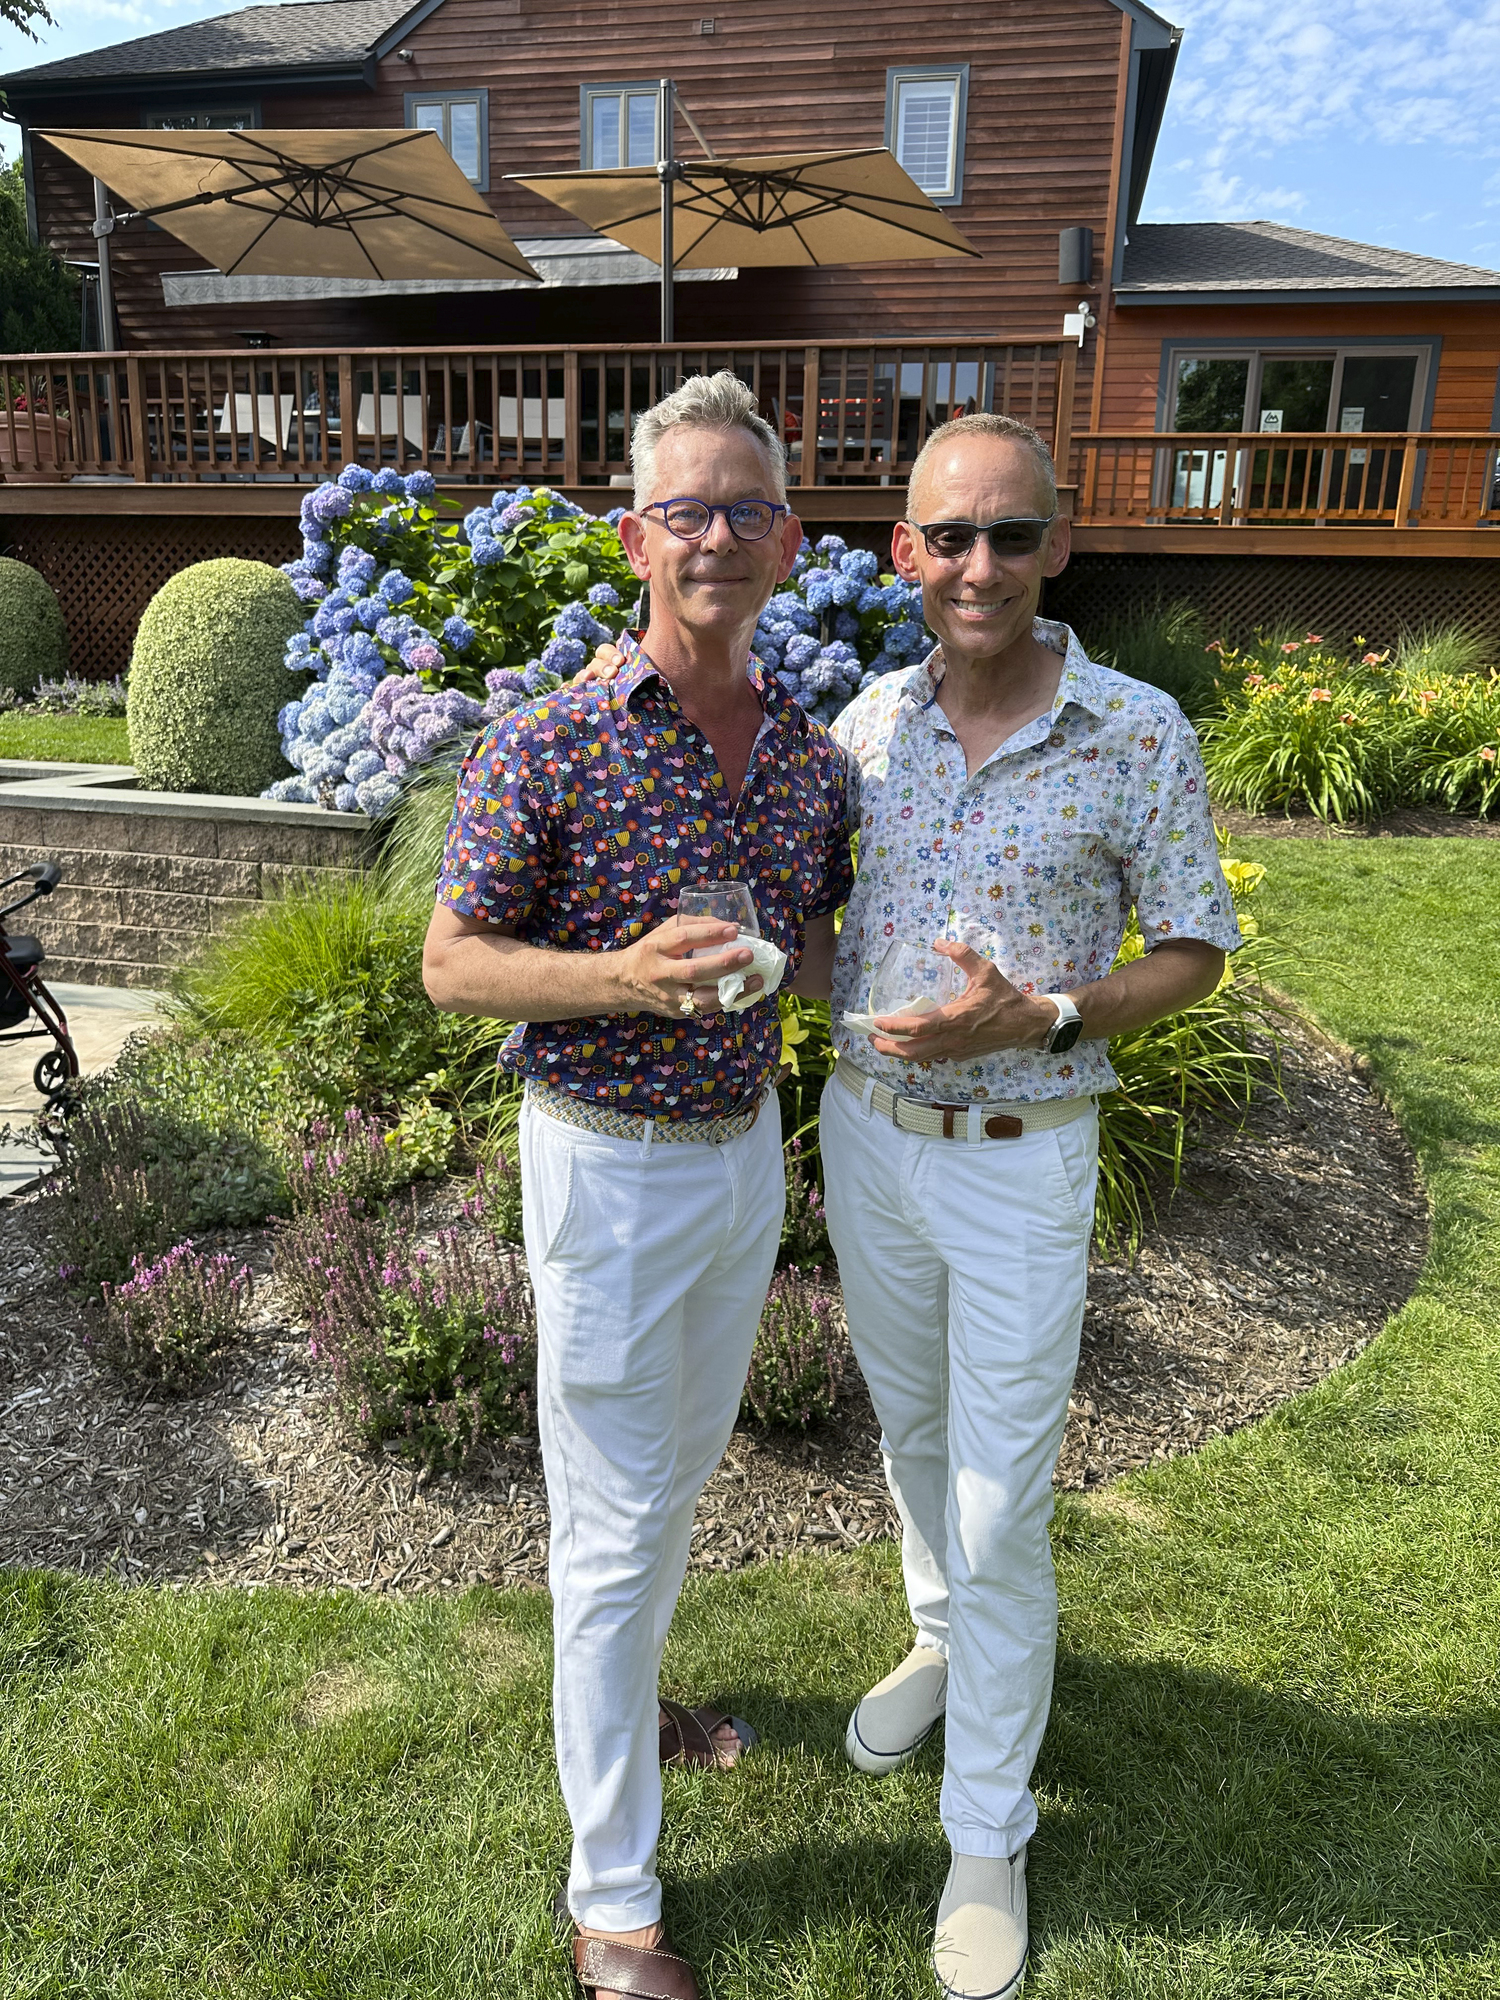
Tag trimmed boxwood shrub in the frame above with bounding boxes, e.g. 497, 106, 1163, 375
127, 558, 307, 795
0, 556, 68, 699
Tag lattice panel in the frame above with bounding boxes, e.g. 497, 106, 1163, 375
1045, 553, 1500, 649
0, 515, 300, 680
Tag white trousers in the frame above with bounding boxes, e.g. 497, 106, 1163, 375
819, 1079, 1099, 1856
520, 1094, 785, 1934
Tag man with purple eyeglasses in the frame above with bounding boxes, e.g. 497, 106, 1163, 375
424, 372, 850, 2000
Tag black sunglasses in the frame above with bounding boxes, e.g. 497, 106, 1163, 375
910, 515, 1056, 561
641, 497, 788, 542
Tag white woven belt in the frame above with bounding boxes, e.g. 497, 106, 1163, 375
835, 1055, 1094, 1142
528, 1079, 766, 1147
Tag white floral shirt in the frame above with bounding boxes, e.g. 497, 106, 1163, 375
829, 618, 1241, 1104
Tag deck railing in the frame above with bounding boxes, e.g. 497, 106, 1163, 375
1074, 431, 1500, 530
0, 339, 1071, 489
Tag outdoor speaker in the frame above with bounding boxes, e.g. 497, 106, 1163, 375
1058, 227, 1094, 286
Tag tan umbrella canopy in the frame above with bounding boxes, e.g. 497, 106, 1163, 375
512, 110, 978, 338
39, 127, 539, 286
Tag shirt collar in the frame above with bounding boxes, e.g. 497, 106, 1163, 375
898, 617, 1109, 727
615, 629, 785, 720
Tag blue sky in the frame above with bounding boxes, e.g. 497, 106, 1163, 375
2, 0, 1498, 269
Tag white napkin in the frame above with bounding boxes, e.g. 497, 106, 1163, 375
716, 932, 787, 1011
840, 996, 940, 1037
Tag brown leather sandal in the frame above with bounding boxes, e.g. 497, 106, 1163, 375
658, 1695, 758, 1771
554, 1891, 702, 1999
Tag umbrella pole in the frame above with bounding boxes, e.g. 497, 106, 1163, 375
658, 75, 675, 345
91, 178, 117, 350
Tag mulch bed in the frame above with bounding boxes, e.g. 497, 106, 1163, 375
1214, 803, 1500, 841
0, 1018, 1425, 1596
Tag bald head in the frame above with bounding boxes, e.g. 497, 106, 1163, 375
906, 412, 1057, 523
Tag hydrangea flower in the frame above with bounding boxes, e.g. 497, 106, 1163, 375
306, 485, 352, 526
540, 635, 587, 678
400, 638, 445, 674
379, 570, 414, 606
498, 503, 529, 533
442, 615, 475, 652
404, 470, 436, 502
337, 464, 374, 493
372, 468, 406, 496
587, 582, 620, 608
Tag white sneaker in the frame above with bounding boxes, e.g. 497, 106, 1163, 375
932, 1848, 1028, 1999
844, 1644, 948, 1774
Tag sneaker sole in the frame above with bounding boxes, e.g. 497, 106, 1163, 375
843, 1707, 942, 1775
932, 1942, 1028, 1999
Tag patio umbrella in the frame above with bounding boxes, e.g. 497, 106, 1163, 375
39, 127, 539, 339
510, 81, 977, 339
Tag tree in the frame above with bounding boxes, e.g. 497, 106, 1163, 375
0, 160, 80, 353
0, 0, 55, 38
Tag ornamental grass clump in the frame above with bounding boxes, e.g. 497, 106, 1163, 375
276, 1172, 536, 1467
741, 1266, 846, 1431
96, 1242, 253, 1392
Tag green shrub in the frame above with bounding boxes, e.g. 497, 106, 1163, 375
1198, 636, 1500, 820
0, 556, 67, 700
43, 1027, 306, 1293
127, 559, 307, 795
172, 868, 515, 1124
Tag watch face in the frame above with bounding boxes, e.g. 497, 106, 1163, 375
1050, 1017, 1084, 1054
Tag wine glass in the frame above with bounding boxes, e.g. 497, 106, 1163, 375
678, 879, 759, 953
868, 940, 961, 1021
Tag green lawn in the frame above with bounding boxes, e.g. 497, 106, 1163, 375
3, 838, 1496, 1998
0, 712, 130, 764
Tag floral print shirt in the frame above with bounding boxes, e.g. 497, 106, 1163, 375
435, 636, 852, 1119
829, 618, 1241, 1105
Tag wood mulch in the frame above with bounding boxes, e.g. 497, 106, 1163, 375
1214, 803, 1500, 841
0, 1018, 1425, 1595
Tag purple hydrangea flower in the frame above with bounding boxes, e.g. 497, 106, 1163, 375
400, 638, 445, 674
307, 485, 353, 525
338, 546, 376, 587
498, 503, 529, 533
484, 668, 527, 697
587, 582, 620, 608
372, 468, 406, 496
539, 635, 587, 677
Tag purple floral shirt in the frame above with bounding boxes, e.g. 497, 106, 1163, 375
435, 638, 852, 1119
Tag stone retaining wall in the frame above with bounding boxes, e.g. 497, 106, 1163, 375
0, 762, 370, 987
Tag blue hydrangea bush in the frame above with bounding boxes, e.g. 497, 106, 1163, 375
755, 534, 930, 726
266, 468, 635, 814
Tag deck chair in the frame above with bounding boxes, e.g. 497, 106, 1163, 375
497, 395, 566, 446
215, 393, 296, 450
355, 394, 427, 451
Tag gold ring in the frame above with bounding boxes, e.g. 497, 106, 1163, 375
680, 992, 698, 1017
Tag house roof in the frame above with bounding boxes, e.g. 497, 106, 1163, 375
0, 0, 419, 92
1119, 219, 1500, 304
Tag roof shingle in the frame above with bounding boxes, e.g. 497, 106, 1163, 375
1, 0, 416, 88
1121, 220, 1500, 297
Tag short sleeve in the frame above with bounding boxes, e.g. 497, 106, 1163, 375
433, 719, 551, 928
1125, 710, 1243, 953
804, 732, 855, 921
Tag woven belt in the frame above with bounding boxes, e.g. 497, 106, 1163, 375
836, 1055, 1094, 1142
528, 1079, 765, 1147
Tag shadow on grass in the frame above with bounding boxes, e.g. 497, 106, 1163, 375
667, 1654, 1499, 1975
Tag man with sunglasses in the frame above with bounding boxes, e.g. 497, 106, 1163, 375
823, 411, 1241, 1997
424, 372, 850, 2000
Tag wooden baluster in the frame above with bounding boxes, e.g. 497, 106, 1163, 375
1393, 432, 1418, 529
800, 346, 818, 487
125, 354, 146, 481
563, 348, 580, 489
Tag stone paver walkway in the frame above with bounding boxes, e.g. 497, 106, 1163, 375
0, 982, 166, 1197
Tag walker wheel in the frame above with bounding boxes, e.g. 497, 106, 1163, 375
34, 1050, 70, 1097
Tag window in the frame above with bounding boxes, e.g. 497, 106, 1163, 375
145, 108, 257, 129
581, 84, 659, 169
1168, 348, 1426, 434
885, 65, 968, 204
405, 90, 489, 189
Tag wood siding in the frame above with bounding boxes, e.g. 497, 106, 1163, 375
22, 0, 1126, 387
1095, 302, 1500, 434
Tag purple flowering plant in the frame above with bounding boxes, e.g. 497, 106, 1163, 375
96, 1240, 254, 1392
740, 1265, 847, 1431
275, 1160, 535, 1467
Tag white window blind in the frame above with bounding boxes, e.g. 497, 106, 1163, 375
585, 87, 659, 169
409, 95, 485, 185
895, 77, 958, 196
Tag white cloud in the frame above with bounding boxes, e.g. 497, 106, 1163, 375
1161, 1, 1500, 159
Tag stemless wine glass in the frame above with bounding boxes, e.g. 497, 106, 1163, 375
677, 879, 759, 951
868, 939, 961, 1020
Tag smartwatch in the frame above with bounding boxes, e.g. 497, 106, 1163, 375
1041, 993, 1084, 1055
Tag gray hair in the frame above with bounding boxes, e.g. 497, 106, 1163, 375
906, 411, 1058, 520
631, 369, 787, 511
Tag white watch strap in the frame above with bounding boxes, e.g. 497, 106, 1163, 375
1043, 993, 1082, 1051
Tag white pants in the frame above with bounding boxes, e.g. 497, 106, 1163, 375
521, 1094, 785, 1934
819, 1078, 1099, 1857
